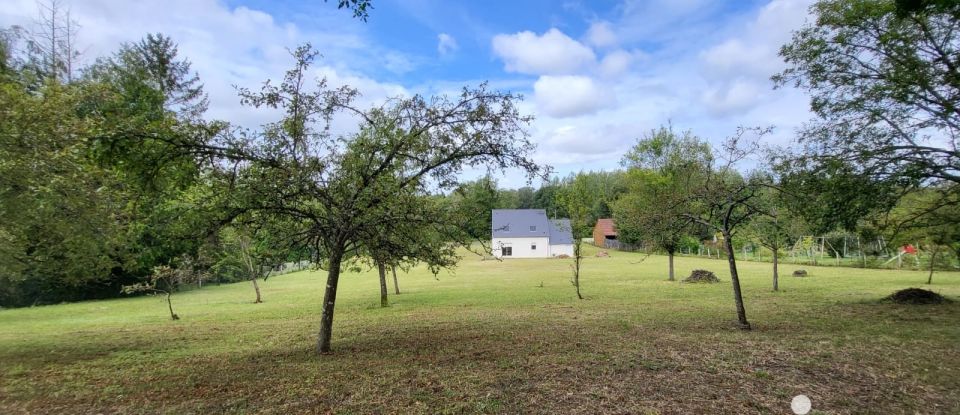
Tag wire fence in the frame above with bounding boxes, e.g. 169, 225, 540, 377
589, 240, 958, 271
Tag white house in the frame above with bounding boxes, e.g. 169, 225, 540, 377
491, 209, 574, 258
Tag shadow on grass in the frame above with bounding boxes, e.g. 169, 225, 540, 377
4, 310, 959, 414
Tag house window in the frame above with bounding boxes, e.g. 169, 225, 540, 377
502, 246, 513, 257
531, 243, 537, 250
530, 225, 536, 231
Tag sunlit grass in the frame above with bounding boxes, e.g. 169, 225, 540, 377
1, 244, 958, 414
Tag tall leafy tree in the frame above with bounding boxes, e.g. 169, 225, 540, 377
86, 32, 211, 165
516, 186, 536, 208
617, 125, 711, 281
83, 33, 221, 284
0, 28, 16, 78
880, 187, 960, 283
362, 204, 459, 307
0, 81, 127, 306
0, 29, 219, 306
679, 127, 774, 330
777, 158, 899, 234
533, 179, 565, 218
745, 185, 803, 291
216, 218, 292, 303
558, 173, 592, 299
615, 171, 687, 280
122, 254, 208, 320
451, 175, 502, 240
776, 0, 960, 231
179, 45, 542, 353
117, 33, 209, 119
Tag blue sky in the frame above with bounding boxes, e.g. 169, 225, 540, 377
1, 0, 815, 187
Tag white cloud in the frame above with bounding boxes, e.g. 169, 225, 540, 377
533, 75, 614, 118
491, 28, 596, 75
0, 0, 414, 132
437, 33, 458, 55
617, 0, 722, 45
697, 0, 813, 114
311, 66, 409, 134
490, 0, 818, 182
700, 39, 779, 81
700, 79, 766, 116
598, 49, 637, 78
314, 67, 408, 103
539, 124, 634, 159
585, 20, 617, 48
382, 51, 416, 74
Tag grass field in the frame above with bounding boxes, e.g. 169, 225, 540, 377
2, 244, 959, 414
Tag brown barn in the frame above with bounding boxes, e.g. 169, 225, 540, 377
593, 218, 618, 248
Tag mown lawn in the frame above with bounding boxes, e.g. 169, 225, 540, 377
1, 245, 959, 414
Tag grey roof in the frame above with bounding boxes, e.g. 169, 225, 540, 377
492, 209, 549, 238
492, 209, 572, 245
548, 219, 574, 244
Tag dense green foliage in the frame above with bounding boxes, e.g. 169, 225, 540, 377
0, 80, 129, 305
614, 125, 712, 280
777, 0, 960, 243
0, 29, 256, 307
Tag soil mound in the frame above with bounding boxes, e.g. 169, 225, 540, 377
792, 269, 808, 277
683, 269, 719, 283
884, 288, 950, 305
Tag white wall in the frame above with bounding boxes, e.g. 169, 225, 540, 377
549, 244, 574, 257
492, 237, 550, 258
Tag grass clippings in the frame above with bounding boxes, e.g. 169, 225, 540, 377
683, 269, 720, 283
884, 288, 951, 305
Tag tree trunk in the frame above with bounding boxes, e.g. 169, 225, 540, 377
927, 244, 939, 285
573, 240, 583, 299
668, 251, 675, 281
723, 231, 750, 330
166, 291, 179, 320
772, 247, 779, 292
317, 248, 344, 354
378, 261, 388, 307
251, 276, 262, 303
392, 265, 400, 294
857, 236, 866, 268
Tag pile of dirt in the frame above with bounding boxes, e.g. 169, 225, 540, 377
884, 288, 951, 305
556, 254, 570, 259
683, 269, 719, 283
792, 269, 808, 277
595, 251, 610, 258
